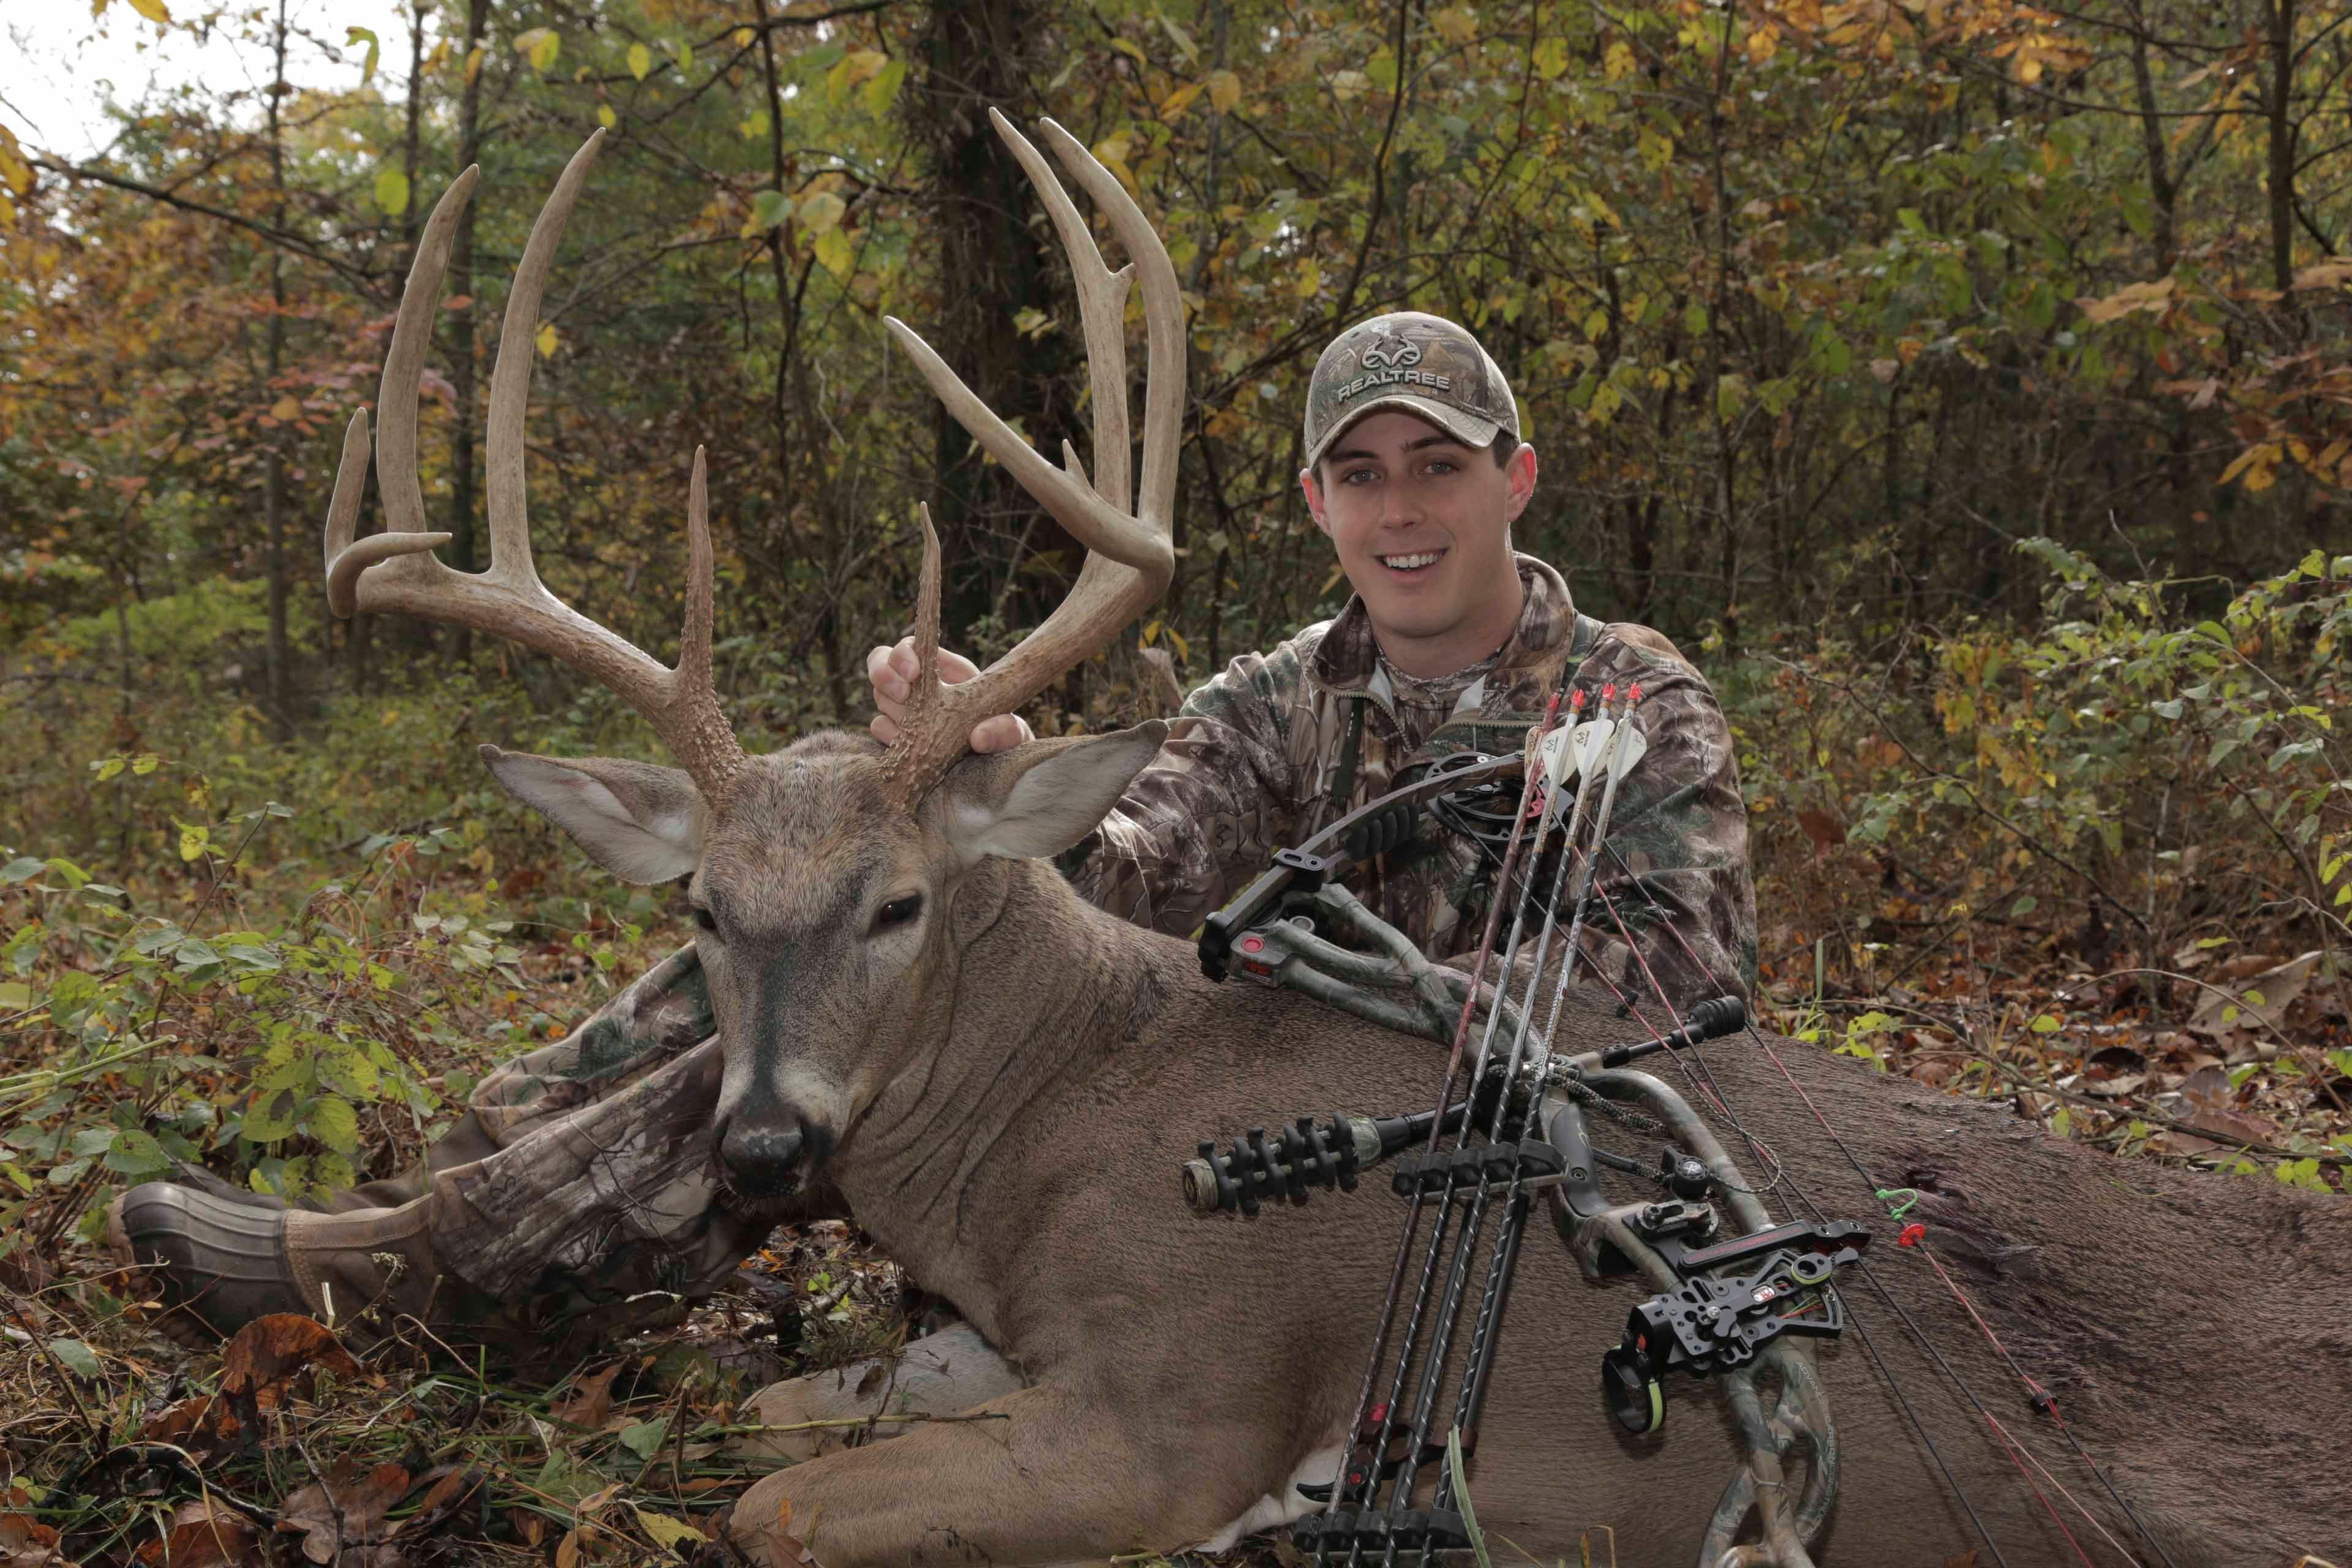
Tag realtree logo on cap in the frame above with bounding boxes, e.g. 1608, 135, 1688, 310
1303, 312, 1520, 470
1358, 330, 1422, 372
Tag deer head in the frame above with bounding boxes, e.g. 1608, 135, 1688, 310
323, 115, 1184, 1199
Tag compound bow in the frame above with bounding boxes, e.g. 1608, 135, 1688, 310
1183, 688, 1869, 1568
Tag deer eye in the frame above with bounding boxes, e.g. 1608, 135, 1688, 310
872, 894, 922, 933
692, 905, 717, 933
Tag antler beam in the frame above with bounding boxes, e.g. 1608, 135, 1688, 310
880, 112, 1185, 805
322, 131, 748, 800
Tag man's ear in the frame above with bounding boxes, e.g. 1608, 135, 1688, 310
1299, 465, 1335, 540
480, 745, 706, 883
1503, 441, 1539, 523
938, 721, 1169, 864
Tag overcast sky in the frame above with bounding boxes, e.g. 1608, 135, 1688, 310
4, 1, 419, 162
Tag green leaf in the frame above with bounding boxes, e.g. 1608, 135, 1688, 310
104, 1128, 170, 1177
1532, 36, 1568, 79
863, 58, 907, 117
814, 228, 853, 278
798, 190, 846, 235
347, 26, 380, 83
516, 27, 560, 73
628, 42, 652, 80
243, 1087, 301, 1144
743, 189, 790, 238
1, 857, 44, 884
2010, 895, 2038, 916
619, 1418, 670, 1461
46, 1338, 102, 1379
374, 168, 410, 217
0, 981, 29, 1009
311, 1096, 361, 1155
94, 756, 126, 782
2029, 1014, 2061, 1034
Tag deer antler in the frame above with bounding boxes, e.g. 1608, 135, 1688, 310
322, 131, 748, 800
880, 112, 1184, 805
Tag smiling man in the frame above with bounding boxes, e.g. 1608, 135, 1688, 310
873, 310, 1756, 993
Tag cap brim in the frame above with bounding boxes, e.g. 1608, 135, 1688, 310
1305, 395, 1503, 471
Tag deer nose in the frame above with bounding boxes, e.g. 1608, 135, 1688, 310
718, 1114, 811, 1200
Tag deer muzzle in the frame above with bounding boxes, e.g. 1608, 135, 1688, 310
718, 1105, 834, 1200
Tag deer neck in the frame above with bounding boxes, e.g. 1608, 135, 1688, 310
832, 857, 1182, 1329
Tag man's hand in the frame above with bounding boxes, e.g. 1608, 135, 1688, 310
867, 638, 1034, 752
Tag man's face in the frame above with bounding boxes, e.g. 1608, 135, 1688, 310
1301, 409, 1538, 652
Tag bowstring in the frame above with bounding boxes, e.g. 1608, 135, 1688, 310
1587, 839, 2177, 1568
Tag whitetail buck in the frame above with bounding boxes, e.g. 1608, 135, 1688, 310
323, 121, 2350, 1568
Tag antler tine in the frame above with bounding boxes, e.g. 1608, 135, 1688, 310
484, 130, 605, 583
377, 164, 476, 543
881, 116, 1185, 806
995, 114, 1133, 516
321, 136, 749, 800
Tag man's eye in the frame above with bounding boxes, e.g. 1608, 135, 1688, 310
1343, 468, 1378, 484
1425, 460, 1457, 476
873, 894, 923, 932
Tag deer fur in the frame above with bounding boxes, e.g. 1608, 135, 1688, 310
496, 726, 2351, 1568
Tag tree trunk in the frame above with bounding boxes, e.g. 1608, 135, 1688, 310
2267, 0, 2298, 299
263, 0, 293, 741
447, 0, 491, 664
907, 0, 1071, 648
2124, 1, 2179, 275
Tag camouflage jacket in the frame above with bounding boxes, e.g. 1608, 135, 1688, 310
1065, 556, 1757, 1008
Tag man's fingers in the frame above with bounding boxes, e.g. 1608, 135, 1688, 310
937, 647, 981, 684
970, 715, 1031, 754
870, 712, 900, 745
867, 646, 910, 708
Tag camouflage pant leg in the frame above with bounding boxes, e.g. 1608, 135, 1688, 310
425, 1032, 769, 1311
464, 941, 717, 1147
417, 942, 784, 1322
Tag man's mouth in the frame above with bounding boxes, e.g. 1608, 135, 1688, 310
1377, 549, 1447, 575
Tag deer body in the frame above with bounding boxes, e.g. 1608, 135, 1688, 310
717, 806, 2350, 1568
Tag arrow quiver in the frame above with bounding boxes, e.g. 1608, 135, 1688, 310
1186, 737, 1869, 1568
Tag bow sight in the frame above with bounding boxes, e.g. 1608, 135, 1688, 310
1185, 692, 1869, 1568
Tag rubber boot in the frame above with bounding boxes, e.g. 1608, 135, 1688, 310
108, 1185, 448, 1348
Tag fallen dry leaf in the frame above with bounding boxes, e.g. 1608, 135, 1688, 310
551, 1363, 620, 1432
0, 1510, 60, 1568
136, 1498, 260, 1567
388, 1464, 484, 1539
220, 1315, 364, 1415
278, 1460, 411, 1564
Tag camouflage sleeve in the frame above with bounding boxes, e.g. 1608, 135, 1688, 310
1060, 643, 1306, 939
1577, 630, 1758, 1011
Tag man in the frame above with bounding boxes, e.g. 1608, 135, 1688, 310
110, 312, 1754, 1348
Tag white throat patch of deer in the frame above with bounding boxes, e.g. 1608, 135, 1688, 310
324, 123, 2351, 1568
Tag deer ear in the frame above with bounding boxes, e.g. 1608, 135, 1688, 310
480, 745, 706, 883
940, 721, 1169, 864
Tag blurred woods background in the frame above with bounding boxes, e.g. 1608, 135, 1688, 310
4, 0, 2352, 1238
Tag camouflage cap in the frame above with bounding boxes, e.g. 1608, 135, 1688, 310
1303, 312, 1520, 472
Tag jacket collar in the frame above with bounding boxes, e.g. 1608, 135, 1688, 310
1311, 554, 1577, 704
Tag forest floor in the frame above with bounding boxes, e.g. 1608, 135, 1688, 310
2, 843, 2346, 1568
